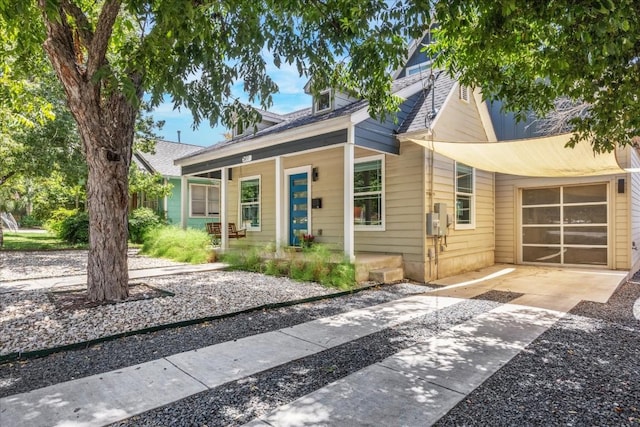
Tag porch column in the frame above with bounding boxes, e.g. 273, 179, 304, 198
344, 142, 355, 262
220, 167, 229, 250
275, 156, 283, 252
163, 178, 169, 218
180, 176, 188, 229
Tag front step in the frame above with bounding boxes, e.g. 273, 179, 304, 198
355, 253, 403, 283
369, 267, 404, 284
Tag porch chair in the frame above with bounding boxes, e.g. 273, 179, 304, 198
228, 222, 246, 239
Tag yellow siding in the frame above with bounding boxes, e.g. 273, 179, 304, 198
227, 160, 276, 247
419, 87, 495, 280
630, 148, 640, 273
495, 174, 630, 270
354, 142, 426, 269
433, 89, 489, 143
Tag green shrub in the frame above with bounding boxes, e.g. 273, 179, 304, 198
141, 226, 212, 264
44, 208, 78, 235
220, 245, 263, 272
128, 207, 163, 243
59, 211, 90, 244
222, 243, 356, 290
19, 215, 42, 228
324, 260, 356, 289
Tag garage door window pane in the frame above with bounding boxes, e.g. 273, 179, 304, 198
564, 247, 607, 265
564, 205, 607, 224
523, 188, 560, 205
523, 227, 561, 244
564, 226, 608, 245
523, 246, 562, 263
564, 184, 607, 203
523, 206, 560, 224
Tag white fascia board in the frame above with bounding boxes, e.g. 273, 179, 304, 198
175, 116, 351, 167
349, 79, 426, 125
473, 88, 498, 142
427, 80, 458, 132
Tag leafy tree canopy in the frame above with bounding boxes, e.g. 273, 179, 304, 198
430, 0, 640, 152
1, 0, 431, 301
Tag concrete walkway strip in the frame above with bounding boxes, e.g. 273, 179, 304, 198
0, 263, 228, 293
0, 294, 463, 427
246, 296, 577, 427
0, 359, 208, 427
165, 331, 326, 388
280, 295, 462, 348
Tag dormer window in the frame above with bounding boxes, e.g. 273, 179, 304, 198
406, 60, 432, 76
314, 89, 332, 114
233, 120, 244, 138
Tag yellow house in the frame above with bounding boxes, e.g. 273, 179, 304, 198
175, 44, 640, 283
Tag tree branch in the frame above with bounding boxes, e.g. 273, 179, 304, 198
38, 0, 84, 98
87, 0, 122, 78
60, 0, 94, 48
0, 171, 17, 187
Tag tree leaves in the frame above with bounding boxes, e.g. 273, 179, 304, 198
431, 0, 640, 152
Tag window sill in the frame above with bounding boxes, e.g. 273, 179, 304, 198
455, 224, 476, 231
355, 226, 386, 232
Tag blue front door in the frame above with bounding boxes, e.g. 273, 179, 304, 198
289, 172, 308, 246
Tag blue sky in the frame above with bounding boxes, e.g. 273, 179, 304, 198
152, 57, 312, 147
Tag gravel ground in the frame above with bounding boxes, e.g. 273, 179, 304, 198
0, 249, 186, 282
112, 290, 521, 427
2, 248, 638, 426
0, 282, 431, 397
435, 279, 640, 426
0, 270, 343, 356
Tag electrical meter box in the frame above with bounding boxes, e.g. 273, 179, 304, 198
426, 213, 439, 236
434, 202, 446, 215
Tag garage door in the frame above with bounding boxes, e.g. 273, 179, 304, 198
521, 184, 608, 266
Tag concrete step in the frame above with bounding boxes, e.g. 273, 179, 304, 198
355, 253, 403, 282
369, 267, 404, 284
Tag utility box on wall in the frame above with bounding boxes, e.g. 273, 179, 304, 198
426, 213, 439, 236
427, 203, 447, 236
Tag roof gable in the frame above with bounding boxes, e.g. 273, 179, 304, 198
135, 140, 204, 177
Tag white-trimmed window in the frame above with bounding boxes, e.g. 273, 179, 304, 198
459, 85, 470, 102
314, 89, 332, 114
233, 120, 244, 138
354, 155, 384, 230
239, 176, 261, 231
406, 60, 432, 76
455, 162, 475, 229
190, 184, 220, 217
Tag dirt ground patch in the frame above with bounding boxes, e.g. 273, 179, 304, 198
47, 283, 173, 311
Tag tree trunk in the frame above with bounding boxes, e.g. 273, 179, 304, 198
39, 0, 139, 302
83, 120, 132, 302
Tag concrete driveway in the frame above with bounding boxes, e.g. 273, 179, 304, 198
429, 264, 628, 310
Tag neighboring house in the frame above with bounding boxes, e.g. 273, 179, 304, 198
133, 140, 219, 228
175, 40, 640, 282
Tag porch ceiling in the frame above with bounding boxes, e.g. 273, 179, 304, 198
404, 133, 627, 177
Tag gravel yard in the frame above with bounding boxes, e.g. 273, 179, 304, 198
435, 279, 640, 427
1, 249, 638, 426
0, 249, 185, 282
0, 269, 344, 356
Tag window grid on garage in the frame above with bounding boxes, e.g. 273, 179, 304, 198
521, 184, 608, 266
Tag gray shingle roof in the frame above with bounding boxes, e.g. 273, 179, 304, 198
134, 140, 205, 177
177, 73, 427, 162
397, 71, 458, 134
